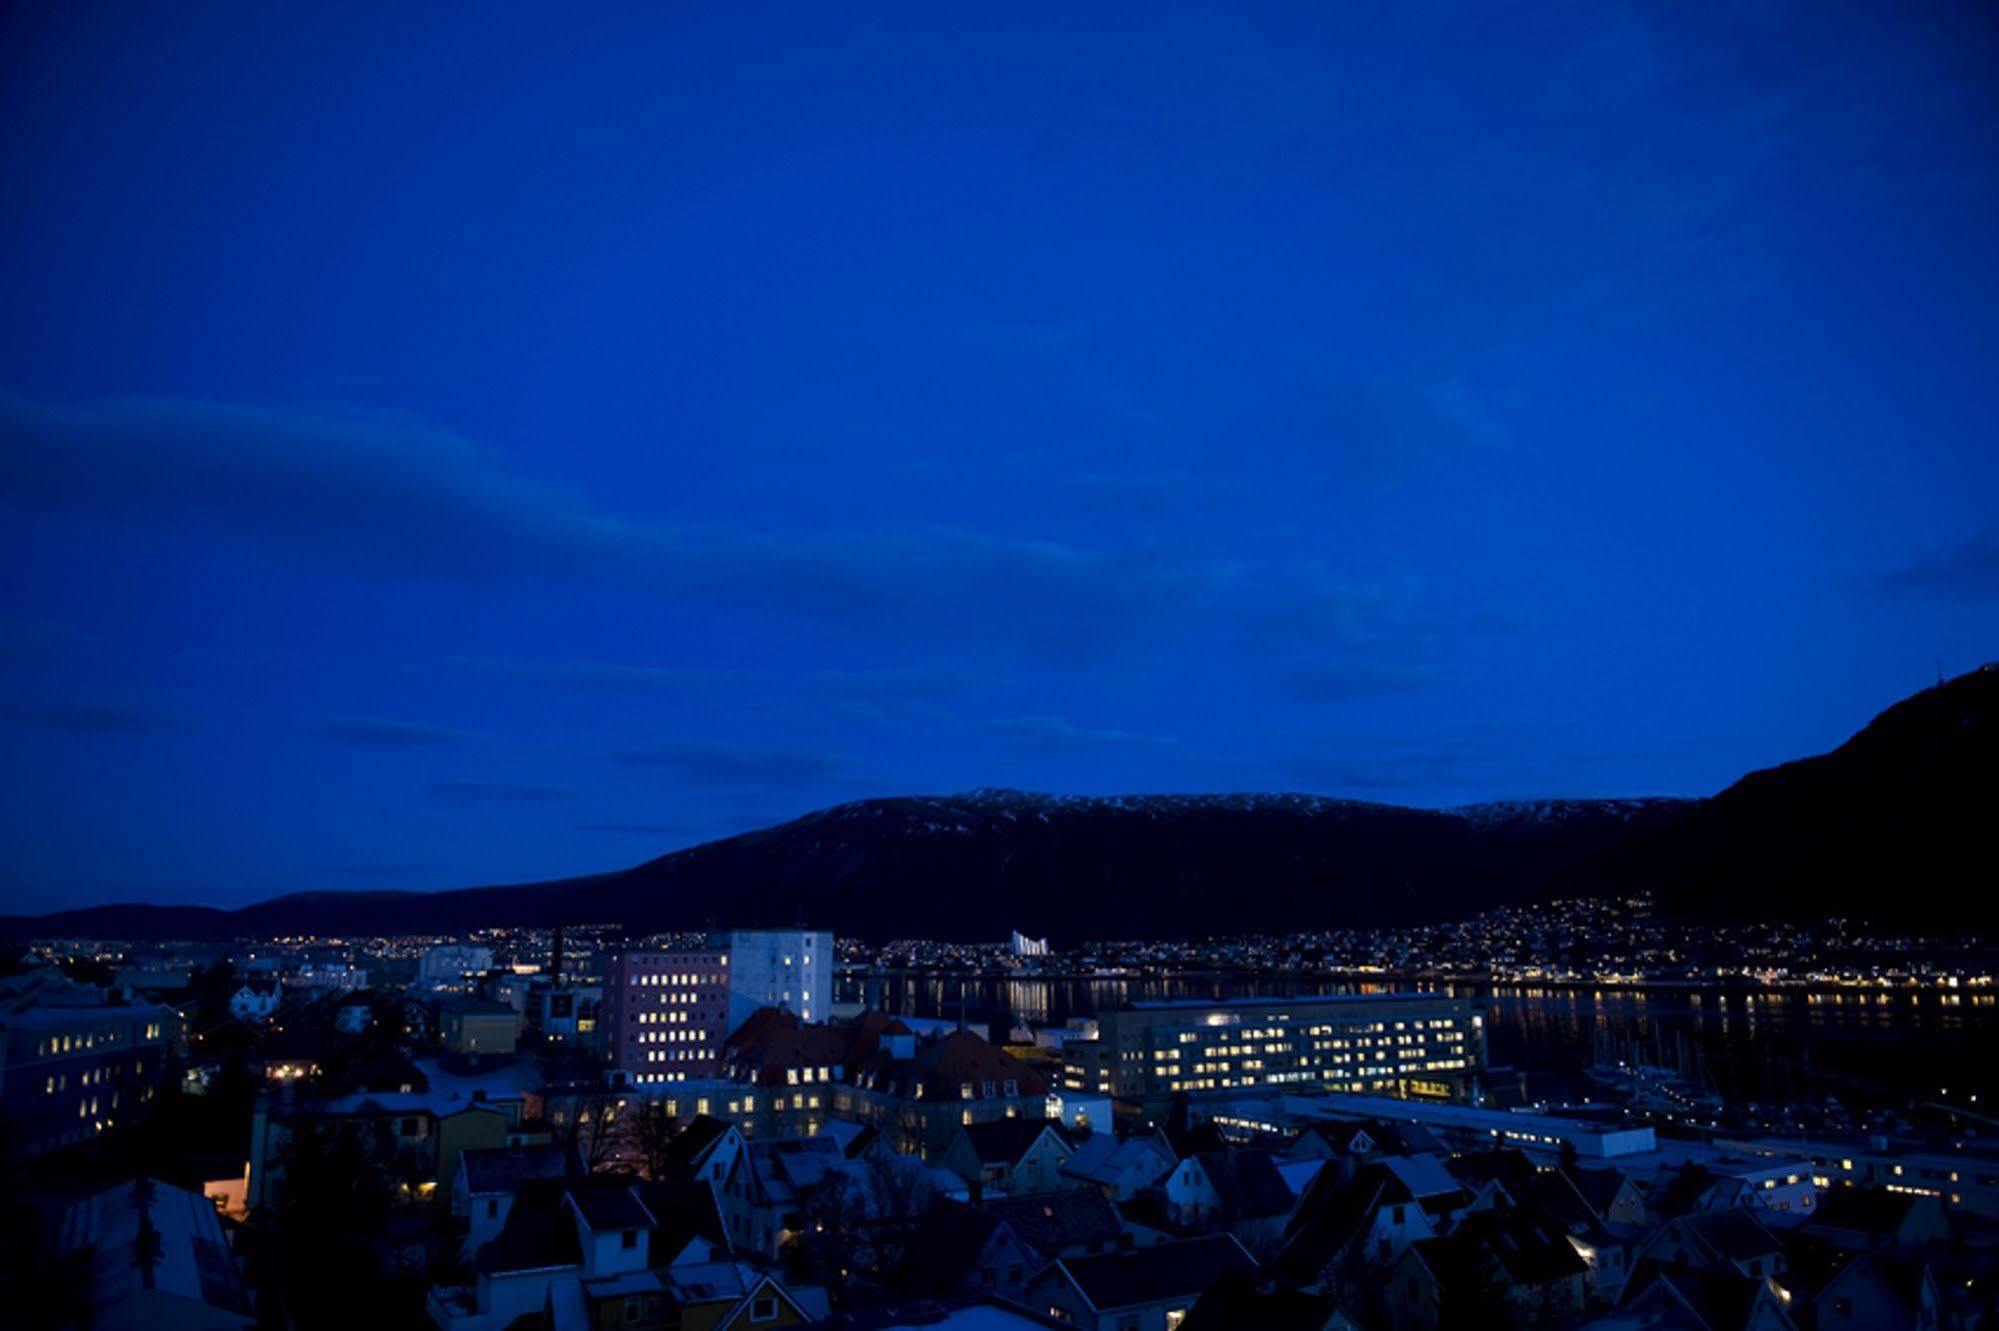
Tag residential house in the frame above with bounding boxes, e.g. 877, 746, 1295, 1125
432, 1173, 815, 1331
717, 1135, 846, 1259
1161, 1149, 1297, 1251
1386, 1209, 1589, 1331
248, 1053, 541, 1211
985, 1189, 1128, 1265
452, 1142, 577, 1260
1567, 1166, 1649, 1228
1061, 1132, 1178, 1202
658, 1115, 748, 1190
1027, 1234, 1258, 1331
1514, 1168, 1635, 1304
889, 1203, 1043, 1306
1180, 1272, 1355, 1331
230, 980, 281, 1023
1802, 1188, 1950, 1254
1637, 1212, 1788, 1284
1814, 1253, 1942, 1331
1611, 1264, 1801, 1331
1272, 1161, 1442, 1293
943, 1117, 1075, 1196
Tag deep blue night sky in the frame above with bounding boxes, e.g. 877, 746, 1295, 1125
3, 3, 1995, 911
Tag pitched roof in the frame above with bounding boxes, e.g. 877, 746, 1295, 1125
1807, 1186, 1926, 1240
657, 1115, 733, 1177
1825, 1252, 1932, 1315
567, 1178, 656, 1233
1519, 1171, 1601, 1236
1564, 1166, 1634, 1216
962, 1117, 1071, 1166
634, 1179, 728, 1266
1180, 1271, 1340, 1331
1681, 1209, 1784, 1264
984, 1189, 1125, 1258
1444, 1148, 1537, 1193
1623, 1259, 1774, 1330
1474, 1209, 1589, 1284
1158, 1122, 1231, 1160
889, 1204, 1004, 1298
1192, 1150, 1297, 1224
1272, 1167, 1399, 1284
869, 1030, 1047, 1100
461, 1142, 575, 1195
58, 1178, 250, 1319
722, 1007, 878, 1087
741, 1135, 844, 1203
1291, 1121, 1377, 1155
1052, 1235, 1257, 1311
1062, 1134, 1173, 1189
477, 1179, 583, 1275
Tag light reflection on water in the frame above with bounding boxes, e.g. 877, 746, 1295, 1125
840, 972, 1999, 1104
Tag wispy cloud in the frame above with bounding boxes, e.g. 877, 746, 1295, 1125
0, 393, 1455, 662
0, 617, 73, 666
1273, 658, 1447, 702
575, 822, 687, 837
314, 716, 468, 747
429, 780, 577, 805
989, 714, 1182, 755
2, 702, 180, 735
458, 657, 719, 694
608, 741, 850, 787
1876, 532, 1999, 600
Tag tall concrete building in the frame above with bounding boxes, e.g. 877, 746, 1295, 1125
605, 929, 832, 1087
720, 928, 832, 1031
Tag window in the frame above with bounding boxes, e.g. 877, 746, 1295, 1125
750, 1294, 779, 1322
486, 1200, 499, 1219
621, 1229, 639, 1250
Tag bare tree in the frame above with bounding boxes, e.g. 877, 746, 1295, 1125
622, 1095, 681, 1181
545, 1087, 625, 1172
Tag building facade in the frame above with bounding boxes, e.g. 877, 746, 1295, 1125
0, 990, 174, 1159
1060, 993, 1483, 1112
720, 929, 832, 1032
604, 930, 833, 1088
604, 946, 733, 1085
418, 945, 495, 993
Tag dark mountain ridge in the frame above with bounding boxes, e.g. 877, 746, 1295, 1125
7, 666, 1993, 942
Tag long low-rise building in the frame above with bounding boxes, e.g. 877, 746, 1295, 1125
1197, 1090, 1825, 1218
1059, 992, 1484, 1112
1205, 1090, 1660, 1160
1723, 1133, 1999, 1219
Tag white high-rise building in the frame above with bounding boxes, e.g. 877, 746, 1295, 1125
418, 944, 494, 992
721, 929, 832, 1033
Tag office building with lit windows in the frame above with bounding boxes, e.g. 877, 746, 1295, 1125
1058, 992, 1483, 1113
605, 929, 833, 1087
0, 984, 174, 1159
